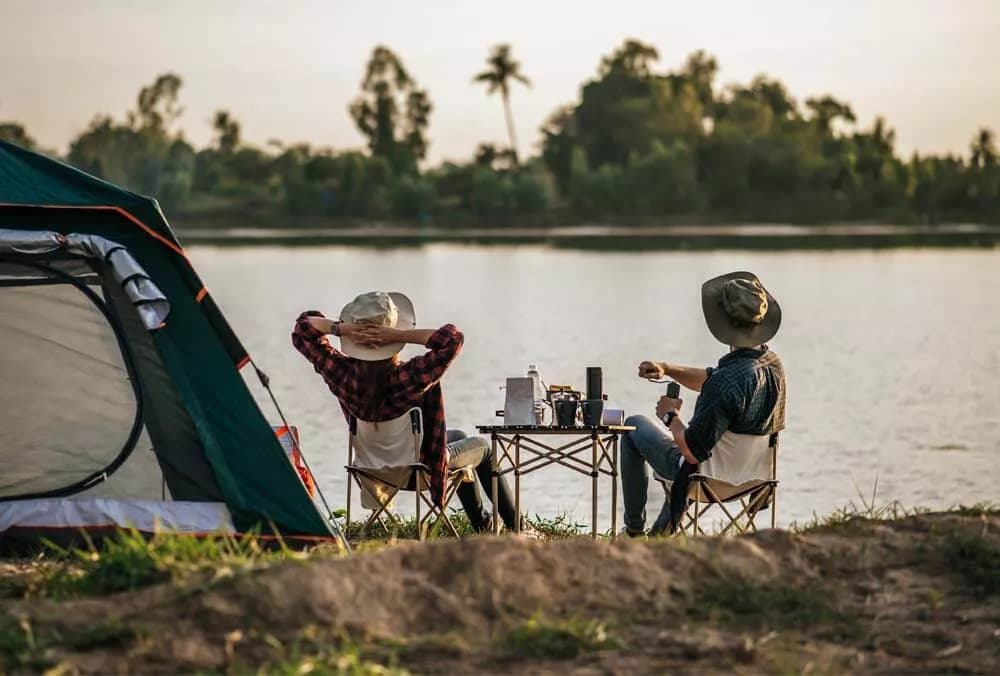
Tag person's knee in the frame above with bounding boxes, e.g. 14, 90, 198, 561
624, 414, 647, 429
447, 429, 468, 443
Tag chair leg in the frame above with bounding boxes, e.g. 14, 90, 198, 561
353, 473, 403, 538
346, 471, 352, 534
418, 473, 466, 539
771, 486, 778, 529
692, 482, 702, 535
415, 480, 423, 541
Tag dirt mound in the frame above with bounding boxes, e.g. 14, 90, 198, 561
4, 512, 999, 674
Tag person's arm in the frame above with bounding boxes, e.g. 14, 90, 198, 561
670, 418, 700, 465
654, 395, 699, 465
392, 328, 438, 346
682, 374, 735, 463
291, 311, 349, 393
364, 324, 464, 395
638, 361, 709, 392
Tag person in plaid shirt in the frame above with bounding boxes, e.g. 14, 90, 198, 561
291, 291, 519, 533
622, 272, 786, 536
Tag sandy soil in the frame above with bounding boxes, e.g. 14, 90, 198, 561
1, 511, 998, 674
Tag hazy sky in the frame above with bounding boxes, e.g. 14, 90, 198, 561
2, 0, 998, 163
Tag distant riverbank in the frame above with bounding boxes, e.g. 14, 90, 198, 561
174, 222, 1000, 249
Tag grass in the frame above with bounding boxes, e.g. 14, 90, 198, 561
0, 615, 143, 673
791, 469, 998, 533
26, 528, 321, 599
337, 509, 585, 544
689, 578, 865, 642
213, 625, 412, 676
234, 640, 409, 676
502, 615, 620, 659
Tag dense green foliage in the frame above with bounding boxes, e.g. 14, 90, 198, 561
2, 41, 997, 225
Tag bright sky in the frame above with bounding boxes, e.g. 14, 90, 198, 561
2, 0, 998, 163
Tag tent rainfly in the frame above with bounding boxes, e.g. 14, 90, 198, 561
0, 140, 342, 546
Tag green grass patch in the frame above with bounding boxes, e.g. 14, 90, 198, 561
689, 578, 864, 642
503, 615, 620, 659
222, 630, 410, 676
28, 528, 317, 598
246, 644, 408, 676
942, 532, 1000, 595
337, 509, 584, 544
0, 616, 142, 673
0, 618, 38, 673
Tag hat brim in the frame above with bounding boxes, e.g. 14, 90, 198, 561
701, 272, 781, 348
338, 292, 416, 361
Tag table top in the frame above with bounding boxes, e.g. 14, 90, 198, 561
476, 424, 635, 434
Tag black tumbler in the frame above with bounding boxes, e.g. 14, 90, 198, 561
666, 381, 680, 398
586, 367, 603, 401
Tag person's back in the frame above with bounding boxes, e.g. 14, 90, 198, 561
686, 345, 785, 483
291, 290, 522, 534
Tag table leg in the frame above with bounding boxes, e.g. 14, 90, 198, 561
491, 434, 499, 535
611, 434, 618, 542
591, 433, 598, 539
514, 435, 521, 534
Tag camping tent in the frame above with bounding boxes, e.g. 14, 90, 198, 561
0, 140, 341, 545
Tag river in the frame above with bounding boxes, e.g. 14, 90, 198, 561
190, 245, 1000, 530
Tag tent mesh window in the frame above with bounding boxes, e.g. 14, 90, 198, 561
0, 257, 142, 498
0, 255, 160, 500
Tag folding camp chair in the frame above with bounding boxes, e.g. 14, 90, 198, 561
344, 407, 472, 540
659, 433, 779, 536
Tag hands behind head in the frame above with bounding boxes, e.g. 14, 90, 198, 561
340, 323, 400, 348
655, 395, 683, 419
638, 360, 667, 380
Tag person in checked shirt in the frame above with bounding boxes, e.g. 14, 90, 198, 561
292, 291, 520, 533
623, 272, 787, 536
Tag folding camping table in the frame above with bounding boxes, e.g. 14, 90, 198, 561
475, 424, 634, 539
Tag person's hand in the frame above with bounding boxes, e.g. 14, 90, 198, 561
349, 324, 402, 348
655, 395, 683, 420
638, 361, 668, 380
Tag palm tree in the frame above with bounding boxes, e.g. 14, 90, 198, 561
474, 44, 531, 164
970, 128, 996, 168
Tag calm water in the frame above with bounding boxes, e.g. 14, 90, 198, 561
190, 246, 1000, 529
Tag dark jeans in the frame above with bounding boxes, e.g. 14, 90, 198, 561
447, 430, 518, 531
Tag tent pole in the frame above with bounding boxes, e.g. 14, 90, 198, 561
253, 361, 350, 552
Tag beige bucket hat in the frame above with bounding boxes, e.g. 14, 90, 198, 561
701, 272, 781, 348
338, 291, 416, 361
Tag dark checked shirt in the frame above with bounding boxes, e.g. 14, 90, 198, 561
292, 312, 464, 507
685, 346, 786, 461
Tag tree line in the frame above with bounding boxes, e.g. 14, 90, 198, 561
1, 39, 997, 226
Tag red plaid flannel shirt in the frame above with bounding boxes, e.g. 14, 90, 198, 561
291, 312, 464, 507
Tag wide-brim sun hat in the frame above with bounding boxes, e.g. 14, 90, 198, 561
701, 271, 781, 348
338, 291, 416, 361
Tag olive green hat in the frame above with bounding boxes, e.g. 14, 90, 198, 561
701, 271, 781, 348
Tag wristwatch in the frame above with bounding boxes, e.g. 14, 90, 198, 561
661, 410, 678, 427
330, 320, 342, 337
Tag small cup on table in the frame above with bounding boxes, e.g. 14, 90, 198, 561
580, 400, 604, 427
554, 399, 579, 427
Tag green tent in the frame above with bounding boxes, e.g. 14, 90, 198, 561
0, 140, 339, 543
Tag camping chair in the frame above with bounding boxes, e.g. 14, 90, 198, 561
344, 407, 473, 540
659, 433, 779, 536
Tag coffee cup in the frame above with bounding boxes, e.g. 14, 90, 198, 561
554, 399, 578, 427
580, 399, 604, 427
